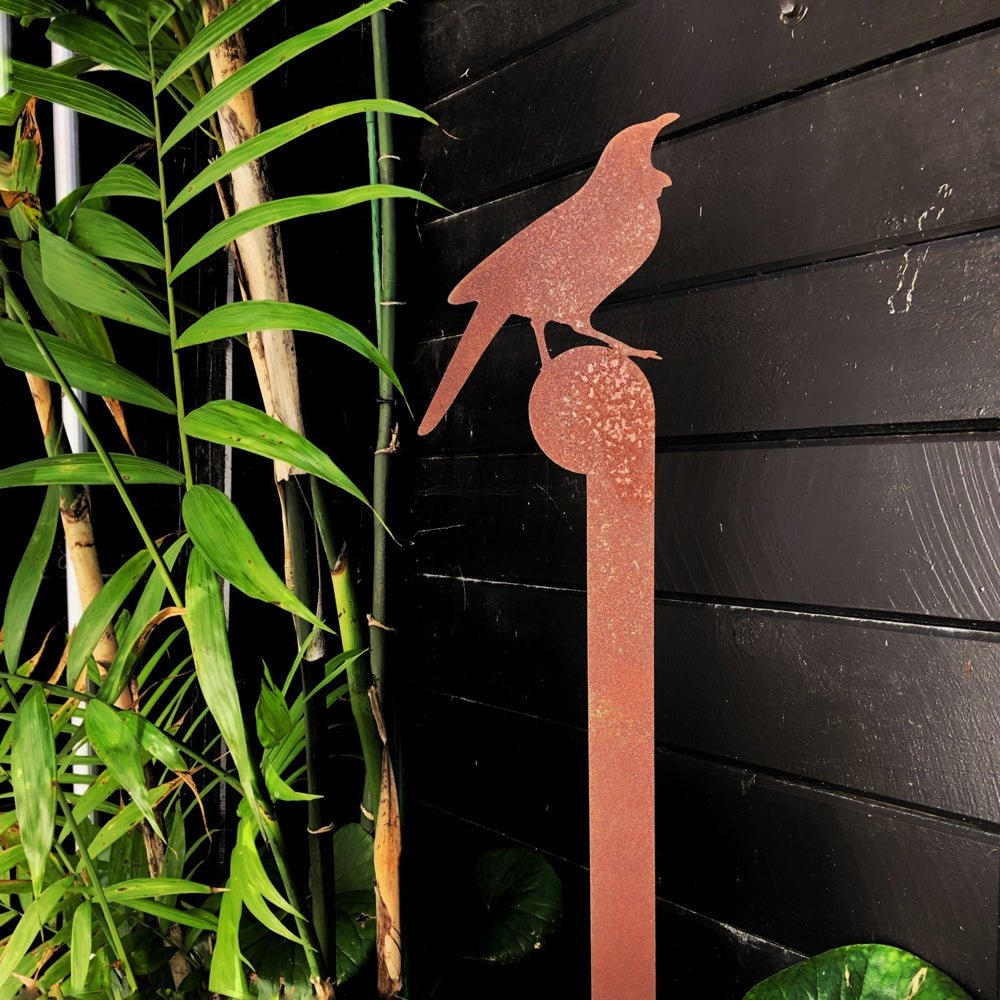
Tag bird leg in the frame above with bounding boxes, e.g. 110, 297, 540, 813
533, 318, 551, 365
575, 320, 661, 360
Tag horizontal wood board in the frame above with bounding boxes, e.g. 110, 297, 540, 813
413, 230, 1000, 451
411, 435, 1000, 622
419, 29, 1000, 329
422, 2, 1000, 208
409, 576, 1000, 823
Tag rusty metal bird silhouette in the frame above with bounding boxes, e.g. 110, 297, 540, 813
419, 112, 679, 1000
417, 111, 678, 436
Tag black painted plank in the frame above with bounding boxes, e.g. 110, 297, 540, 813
410, 434, 1000, 622
657, 751, 999, 999
419, 31, 1000, 327
409, 576, 1000, 823
404, 692, 1000, 997
417, 0, 624, 100
422, 0, 1000, 209
412, 230, 1000, 452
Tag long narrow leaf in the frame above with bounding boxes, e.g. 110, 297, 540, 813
83, 163, 160, 203
209, 877, 250, 999
0, 878, 73, 985
11, 61, 153, 136
10, 686, 56, 896
108, 895, 219, 930
47, 13, 149, 78
0, 2, 66, 15
0, 453, 183, 487
40, 227, 169, 334
183, 486, 329, 631
176, 300, 402, 394
172, 184, 441, 280
70, 899, 91, 992
0, 320, 175, 413
105, 876, 216, 898
160, 0, 396, 154
2, 485, 58, 671
166, 99, 434, 216
70, 207, 166, 269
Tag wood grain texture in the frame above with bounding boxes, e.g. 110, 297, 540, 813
417, 0, 625, 100
413, 230, 1000, 452
411, 434, 1000, 622
408, 576, 1000, 823
403, 691, 1000, 997
419, 29, 1000, 325
422, 2, 1000, 209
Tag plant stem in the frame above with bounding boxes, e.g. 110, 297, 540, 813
149, 34, 194, 489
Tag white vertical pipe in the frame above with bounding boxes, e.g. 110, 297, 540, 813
0, 15, 11, 98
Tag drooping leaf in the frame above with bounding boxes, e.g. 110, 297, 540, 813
70, 899, 92, 992
184, 401, 369, 506
0, 452, 183, 487
176, 301, 403, 395
474, 848, 562, 964
2, 485, 58, 671
39, 226, 169, 334
10, 685, 56, 896
172, 185, 442, 280
160, 0, 397, 154
47, 13, 150, 78
0, 877, 73, 985
231, 844, 301, 943
70, 206, 166, 269
120, 713, 185, 772
11, 60, 154, 136
83, 163, 160, 203
166, 98, 434, 216
209, 874, 251, 999
0, 320, 175, 412
744, 944, 973, 1000
21, 241, 113, 359
84, 698, 164, 839
183, 485, 329, 631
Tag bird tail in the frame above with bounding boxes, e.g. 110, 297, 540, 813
418, 300, 509, 436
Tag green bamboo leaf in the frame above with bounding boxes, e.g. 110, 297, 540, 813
83, 163, 160, 203
256, 669, 290, 749
166, 99, 434, 216
0, 453, 183, 487
21, 241, 114, 360
184, 402, 368, 507
84, 699, 164, 839
85, 779, 174, 857
110, 896, 218, 930
0, 320, 175, 413
70, 207, 166, 269
120, 713, 185, 772
10, 686, 56, 896
2, 485, 58, 671
183, 486, 330, 631
176, 300, 403, 395
0, 878, 73, 985
97, 0, 174, 25
47, 13, 149, 78
0, 1, 66, 16
209, 876, 250, 999
172, 185, 442, 280
105, 876, 216, 899
40, 226, 169, 334
155, 0, 280, 94
70, 899, 91, 992
11, 61, 153, 136
185, 548, 262, 825
160, 0, 397, 153
232, 845, 300, 943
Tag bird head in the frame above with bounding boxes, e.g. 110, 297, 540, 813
599, 112, 679, 193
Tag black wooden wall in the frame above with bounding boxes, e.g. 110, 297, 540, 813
400, 2, 1000, 998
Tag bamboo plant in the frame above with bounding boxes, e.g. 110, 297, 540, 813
0, 0, 437, 995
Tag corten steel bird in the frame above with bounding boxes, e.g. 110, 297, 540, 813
418, 111, 679, 436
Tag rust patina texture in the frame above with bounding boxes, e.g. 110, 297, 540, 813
420, 112, 677, 1000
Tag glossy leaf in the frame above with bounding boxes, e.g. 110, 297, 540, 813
184, 401, 368, 506
0, 452, 183, 487
10, 685, 56, 896
0, 320, 175, 412
475, 848, 562, 964
160, 0, 397, 154
176, 300, 403, 394
120, 713, 185, 772
105, 876, 216, 898
40, 226, 169, 334
47, 13, 149, 78
744, 944, 973, 999
70, 899, 92, 992
172, 184, 442, 280
83, 163, 160, 203
70, 207, 165, 269
209, 875, 250, 999
167, 98, 434, 216
334, 822, 376, 983
11, 60, 154, 136
183, 485, 329, 630
0, 1, 67, 15
2, 485, 58, 671
85, 698, 164, 839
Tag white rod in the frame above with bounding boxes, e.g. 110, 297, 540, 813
0, 15, 10, 98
